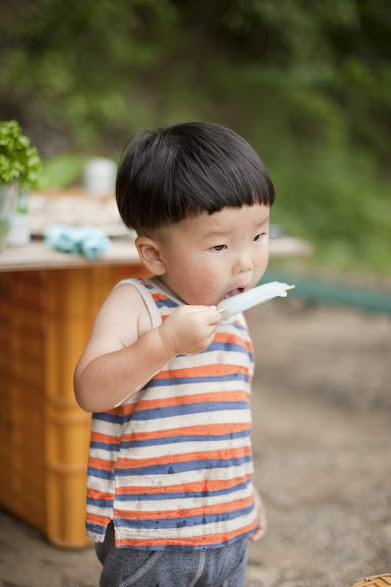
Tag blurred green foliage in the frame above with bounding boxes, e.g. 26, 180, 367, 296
40, 153, 89, 188
0, 0, 390, 272
0, 120, 42, 187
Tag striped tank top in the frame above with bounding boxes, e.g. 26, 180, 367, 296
86, 278, 256, 550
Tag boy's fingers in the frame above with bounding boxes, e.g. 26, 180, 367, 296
206, 306, 222, 322
185, 305, 221, 323
209, 312, 222, 325
251, 527, 266, 541
250, 516, 267, 541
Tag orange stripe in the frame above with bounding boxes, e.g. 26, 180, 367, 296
155, 364, 249, 380
89, 423, 251, 449
115, 446, 251, 469
214, 332, 253, 352
122, 390, 250, 414
115, 520, 257, 547
87, 488, 115, 500
114, 494, 254, 521
115, 473, 253, 495
86, 513, 112, 526
104, 406, 123, 417
152, 292, 169, 302
88, 457, 116, 471
90, 431, 120, 444
121, 422, 251, 442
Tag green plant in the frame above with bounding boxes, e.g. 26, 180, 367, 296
0, 120, 42, 187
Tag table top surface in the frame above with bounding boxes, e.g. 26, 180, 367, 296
0, 235, 312, 272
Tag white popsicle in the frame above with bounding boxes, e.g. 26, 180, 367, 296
217, 281, 295, 319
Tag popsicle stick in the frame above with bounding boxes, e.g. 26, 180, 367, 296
284, 285, 296, 291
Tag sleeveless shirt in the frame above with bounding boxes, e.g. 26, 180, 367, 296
85, 278, 256, 550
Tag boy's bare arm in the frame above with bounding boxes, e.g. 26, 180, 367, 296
74, 284, 221, 413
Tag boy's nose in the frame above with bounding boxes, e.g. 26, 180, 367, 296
233, 251, 253, 274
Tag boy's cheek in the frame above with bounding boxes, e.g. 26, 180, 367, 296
198, 271, 220, 291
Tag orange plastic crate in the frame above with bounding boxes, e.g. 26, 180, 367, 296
0, 264, 147, 547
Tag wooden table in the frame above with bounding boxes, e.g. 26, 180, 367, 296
0, 235, 311, 272
0, 235, 311, 548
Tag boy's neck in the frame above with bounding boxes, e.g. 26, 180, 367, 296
152, 276, 185, 304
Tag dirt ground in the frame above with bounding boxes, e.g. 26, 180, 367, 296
0, 297, 390, 587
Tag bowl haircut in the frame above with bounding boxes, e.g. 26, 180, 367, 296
116, 122, 275, 236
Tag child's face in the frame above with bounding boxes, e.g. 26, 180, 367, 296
158, 204, 270, 306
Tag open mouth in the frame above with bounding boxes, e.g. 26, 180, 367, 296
223, 287, 244, 300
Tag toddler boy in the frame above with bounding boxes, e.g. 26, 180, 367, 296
74, 122, 275, 586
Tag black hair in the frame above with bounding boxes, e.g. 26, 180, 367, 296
116, 121, 275, 234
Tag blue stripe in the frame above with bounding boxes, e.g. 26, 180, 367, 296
88, 466, 115, 481
203, 341, 253, 358
90, 441, 121, 451
154, 298, 179, 309
93, 412, 123, 423
127, 400, 249, 421
146, 373, 250, 389
232, 321, 247, 331
86, 522, 107, 535
86, 479, 252, 509
114, 503, 255, 530
114, 479, 252, 502
90, 430, 250, 451
122, 429, 250, 447
87, 498, 114, 508
139, 280, 153, 289
115, 455, 252, 476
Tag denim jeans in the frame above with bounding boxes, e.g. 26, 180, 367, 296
96, 522, 249, 587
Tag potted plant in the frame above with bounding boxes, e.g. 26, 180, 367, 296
0, 119, 42, 250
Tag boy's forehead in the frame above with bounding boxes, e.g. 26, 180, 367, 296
200, 204, 269, 228
174, 204, 270, 238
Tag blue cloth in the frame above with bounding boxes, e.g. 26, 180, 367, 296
45, 224, 111, 259
96, 521, 249, 587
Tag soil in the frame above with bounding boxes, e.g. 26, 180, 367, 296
0, 298, 390, 587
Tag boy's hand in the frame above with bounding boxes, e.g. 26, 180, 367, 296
158, 305, 221, 356
250, 487, 267, 542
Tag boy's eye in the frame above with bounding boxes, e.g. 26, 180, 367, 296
253, 233, 266, 242
211, 244, 227, 252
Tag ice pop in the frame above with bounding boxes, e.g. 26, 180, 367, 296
217, 281, 295, 319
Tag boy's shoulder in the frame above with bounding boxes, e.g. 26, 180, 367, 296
87, 279, 152, 352
74, 279, 153, 378
108, 279, 152, 339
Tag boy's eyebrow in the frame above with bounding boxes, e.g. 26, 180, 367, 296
257, 216, 269, 227
202, 229, 231, 239
202, 216, 270, 240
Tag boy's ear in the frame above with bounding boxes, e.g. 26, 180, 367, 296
135, 236, 166, 275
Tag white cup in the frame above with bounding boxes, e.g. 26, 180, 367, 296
84, 158, 117, 197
